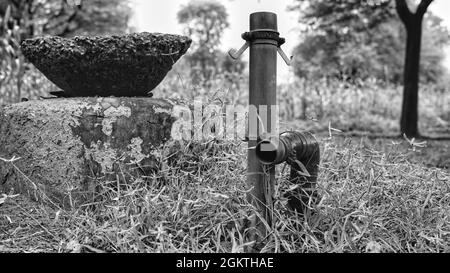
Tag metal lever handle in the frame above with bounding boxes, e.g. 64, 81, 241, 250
277, 47, 293, 66
229, 41, 292, 66
228, 41, 250, 59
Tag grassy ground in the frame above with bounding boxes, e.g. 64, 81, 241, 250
1, 76, 449, 253
1, 132, 449, 253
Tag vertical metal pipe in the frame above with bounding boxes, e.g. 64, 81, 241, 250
247, 12, 278, 244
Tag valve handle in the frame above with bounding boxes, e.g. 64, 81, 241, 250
228, 38, 293, 66
277, 47, 293, 66
228, 41, 250, 59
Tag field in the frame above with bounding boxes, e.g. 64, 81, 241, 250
1, 75, 449, 253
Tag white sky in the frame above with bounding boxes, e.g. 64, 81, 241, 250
129, 0, 450, 81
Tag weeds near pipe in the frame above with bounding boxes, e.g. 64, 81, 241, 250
0, 76, 449, 252
1, 133, 449, 253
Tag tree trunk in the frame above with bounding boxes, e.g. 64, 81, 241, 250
400, 20, 422, 137
396, 0, 433, 138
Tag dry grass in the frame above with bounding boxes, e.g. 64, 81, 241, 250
0, 65, 57, 105
277, 78, 450, 136
1, 133, 449, 253
1, 75, 449, 253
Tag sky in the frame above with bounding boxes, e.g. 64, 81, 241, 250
129, 0, 450, 82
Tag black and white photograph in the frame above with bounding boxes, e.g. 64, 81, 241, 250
0, 0, 449, 260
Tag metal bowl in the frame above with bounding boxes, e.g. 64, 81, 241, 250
21, 32, 191, 97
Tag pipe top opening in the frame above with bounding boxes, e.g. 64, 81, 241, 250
250, 12, 278, 31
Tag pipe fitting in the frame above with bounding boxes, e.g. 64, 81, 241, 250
255, 131, 320, 214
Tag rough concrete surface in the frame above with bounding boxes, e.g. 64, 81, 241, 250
21, 32, 192, 97
0, 97, 178, 207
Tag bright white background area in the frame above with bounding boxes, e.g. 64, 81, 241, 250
129, 0, 450, 82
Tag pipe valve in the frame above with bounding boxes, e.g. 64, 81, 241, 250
255, 131, 320, 214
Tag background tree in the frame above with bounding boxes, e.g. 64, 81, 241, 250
0, 0, 132, 38
291, 0, 396, 81
396, 0, 434, 137
177, 0, 245, 87
290, 0, 449, 137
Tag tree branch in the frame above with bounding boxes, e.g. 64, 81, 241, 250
416, 0, 433, 17
55, 10, 79, 37
43, 4, 79, 36
395, 0, 412, 24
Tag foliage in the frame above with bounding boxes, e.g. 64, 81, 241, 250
0, 5, 28, 104
154, 62, 449, 137
277, 78, 450, 136
153, 60, 249, 106
290, 0, 450, 84
177, 0, 228, 53
0, 0, 132, 38
420, 13, 450, 83
177, 0, 246, 87
0, 6, 18, 89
